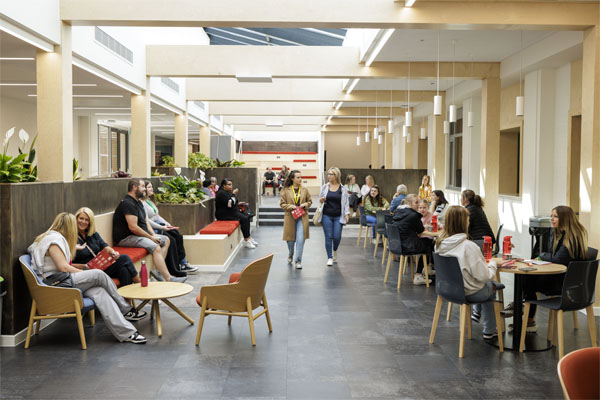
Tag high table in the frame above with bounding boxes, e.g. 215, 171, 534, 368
492, 258, 566, 351
118, 282, 195, 337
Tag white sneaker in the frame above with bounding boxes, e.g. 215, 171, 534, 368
327, 258, 334, 267
250, 238, 259, 246
287, 256, 293, 264
295, 262, 302, 269
427, 265, 436, 276
243, 240, 256, 249
333, 251, 337, 263
371, 239, 377, 245
412, 274, 431, 286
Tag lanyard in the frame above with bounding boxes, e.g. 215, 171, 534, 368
292, 186, 301, 205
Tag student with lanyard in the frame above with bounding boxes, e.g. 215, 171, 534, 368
280, 170, 312, 269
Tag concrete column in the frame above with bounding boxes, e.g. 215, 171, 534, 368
462, 96, 482, 192
174, 112, 188, 167
131, 77, 151, 177
150, 132, 156, 167
370, 130, 379, 169
77, 116, 91, 178
199, 124, 211, 156
431, 94, 446, 190
480, 78, 501, 230
36, 22, 73, 182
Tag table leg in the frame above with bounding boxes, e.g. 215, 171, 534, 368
512, 274, 524, 350
162, 298, 195, 325
154, 300, 162, 337
136, 299, 150, 312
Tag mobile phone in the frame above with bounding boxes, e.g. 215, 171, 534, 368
519, 267, 537, 272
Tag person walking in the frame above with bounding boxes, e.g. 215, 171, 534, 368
280, 170, 312, 269
317, 167, 350, 267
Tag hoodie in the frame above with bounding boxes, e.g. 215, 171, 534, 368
393, 206, 425, 254
436, 233, 497, 296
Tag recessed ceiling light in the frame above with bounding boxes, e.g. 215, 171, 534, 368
1, 83, 97, 87
28, 94, 123, 98
405, 0, 417, 7
0, 57, 35, 61
74, 107, 131, 110
235, 74, 273, 83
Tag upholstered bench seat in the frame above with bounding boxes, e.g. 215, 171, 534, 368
199, 221, 240, 236
113, 247, 148, 263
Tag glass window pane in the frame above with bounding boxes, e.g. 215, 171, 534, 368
98, 125, 110, 176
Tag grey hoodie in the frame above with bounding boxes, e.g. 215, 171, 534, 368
436, 233, 497, 296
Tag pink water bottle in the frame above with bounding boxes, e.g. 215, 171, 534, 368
431, 215, 438, 232
503, 236, 512, 260
483, 236, 493, 263
140, 261, 148, 287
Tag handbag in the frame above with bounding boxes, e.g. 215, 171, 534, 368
238, 204, 255, 221
43, 272, 73, 288
291, 207, 305, 220
312, 205, 323, 227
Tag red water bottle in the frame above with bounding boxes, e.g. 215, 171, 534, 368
503, 236, 512, 260
431, 215, 438, 232
483, 236, 493, 263
140, 261, 148, 287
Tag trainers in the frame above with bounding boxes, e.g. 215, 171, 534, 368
471, 311, 481, 323
124, 308, 148, 322
327, 258, 334, 267
412, 274, 431, 286
371, 239, 377, 245
169, 276, 187, 283
126, 331, 147, 344
150, 270, 165, 282
287, 256, 293, 264
501, 302, 515, 318
295, 262, 302, 269
180, 263, 198, 274
483, 332, 498, 340
333, 251, 338, 263
508, 321, 538, 333
250, 238, 259, 246
243, 240, 256, 249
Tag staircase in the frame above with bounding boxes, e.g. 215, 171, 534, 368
258, 206, 317, 226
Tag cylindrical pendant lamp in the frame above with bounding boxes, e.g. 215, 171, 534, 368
402, 125, 408, 137
378, 135, 382, 145
356, 135, 360, 146
443, 120, 450, 134
365, 131, 370, 143
467, 111, 474, 127
420, 127, 426, 139
373, 127, 379, 140
516, 96, 524, 116
449, 105, 457, 123
434, 95, 442, 116
388, 119, 393, 134
406, 133, 411, 143
405, 111, 413, 127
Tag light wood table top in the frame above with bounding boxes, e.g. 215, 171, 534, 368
493, 258, 566, 275
118, 282, 193, 300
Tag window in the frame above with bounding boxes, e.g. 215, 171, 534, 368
98, 125, 129, 175
499, 127, 521, 196
447, 108, 463, 189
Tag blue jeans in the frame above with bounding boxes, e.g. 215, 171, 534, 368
287, 217, 305, 263
466, 281, 497, 335
365, 215, 377, 238
321, 214, 343, 259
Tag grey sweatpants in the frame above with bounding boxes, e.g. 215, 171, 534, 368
71, 269, 136, 341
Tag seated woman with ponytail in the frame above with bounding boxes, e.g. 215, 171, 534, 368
461, 189, 495, 243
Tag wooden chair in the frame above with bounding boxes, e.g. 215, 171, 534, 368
195, 254, 273, 346
373, 210, 389, 258
557, 347, 600, 400
381, 214, 394, 266
19, 255, 96, 350
356, 205, 374, 248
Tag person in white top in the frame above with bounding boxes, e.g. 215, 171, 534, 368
360, 175, 375, 199
344, 174, 361, 217
435, 205, 503, 340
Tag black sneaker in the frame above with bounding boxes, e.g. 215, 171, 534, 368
124, 308, 148, 322
483, 332, 498, 340
471, 311, 481, 323
126, 331, 147, 344
180, 263, 198, 274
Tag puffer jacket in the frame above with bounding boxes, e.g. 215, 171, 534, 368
466, 204, 495, 243
393, 206, 424, 255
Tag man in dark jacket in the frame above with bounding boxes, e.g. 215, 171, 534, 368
393, 194, 436, 285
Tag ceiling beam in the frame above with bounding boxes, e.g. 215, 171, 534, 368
233, 125, 323, 131
187, 79, 438, 102
61, 0, 598, 30
209, 102, 334, 116
146, 45, 499, 78
333, 107, 411, 117
223, 116, 327, 125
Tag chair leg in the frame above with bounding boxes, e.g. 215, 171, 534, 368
246, 297, 257, 346
409, 257, 415, 280
357, 226, 363, 246
467, 305, 472, 340
373, 233, 380, 257
447, 303, 453, 321
552, 311, 558, 346
493, 301, 504, 352
195, 296, 208, 345
572, 311, 578, 330
74, 300, 87, 350
89, 310, 95, 327
24, 301, 37, 349
422, 254, 429, 287
585, 306, 598, 347
263, 294, 273, 332
429, 296, 443, 344
363, 227, 368, 248
381, 238, 388, 265
228, 315, 232, 325
557, 310, 565, 358
547, 309, 555, 342
397, 256, 406, 289
459, 304, 467, 358
35, 320, 41, 335
384, 250, 392, 283
519, 302, 531, 352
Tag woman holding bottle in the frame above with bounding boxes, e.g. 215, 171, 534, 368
280, 170, 312, 269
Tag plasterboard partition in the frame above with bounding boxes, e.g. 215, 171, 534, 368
0, 0, 60, 44
461, 95, 482, 193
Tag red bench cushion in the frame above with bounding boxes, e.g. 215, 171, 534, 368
112, 278, 121, 287
113, 247, 148, 263
199, 221, 240, 236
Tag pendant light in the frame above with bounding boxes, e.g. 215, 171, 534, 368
388, 89, 393, 133
448, 40, 457, 123
378, 135, 382, 145
420, 118, 427, 139
365, 107, 370, 142
374, 90, 379, 139
405, 58, 412, 127
433, 31, 442, 116
356, 107, 361, 146
403, 125, 408, 137
516, 31, 524, 116
406, 133, 411, 143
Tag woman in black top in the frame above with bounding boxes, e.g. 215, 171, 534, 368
461, 189, 495, 243
72, 207, 139, 286
318, 167, 350, 266
215, 178, 257, 249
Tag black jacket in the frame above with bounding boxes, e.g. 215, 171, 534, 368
393, 207, 425, 254
540, 231, 585, 266
466, 204, 495, 243
215, 189, 239, 220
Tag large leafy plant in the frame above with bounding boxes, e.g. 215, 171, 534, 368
214, 158, 245, 168
1, 128, 37, 183
188, 152, 215, 170
161, 155, 176, 167
155, 175, 206, 204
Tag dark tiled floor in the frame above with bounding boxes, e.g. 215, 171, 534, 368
1, 225, 598, 399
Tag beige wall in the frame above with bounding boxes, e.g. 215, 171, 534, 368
325, 132, 371, 169
500, 82, 523, 131
570, 59, 582, 115
0, 97, 37, 157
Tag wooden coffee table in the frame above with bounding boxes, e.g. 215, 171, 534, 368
118, 282, 194, 337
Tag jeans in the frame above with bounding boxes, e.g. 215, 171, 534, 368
365, 215, 377, 238
466, 281, 497, 335
321, 214, 343, 259
287, 217, 305, 263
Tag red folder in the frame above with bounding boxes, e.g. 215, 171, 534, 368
87, 249, 116, 271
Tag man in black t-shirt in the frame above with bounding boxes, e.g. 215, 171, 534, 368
113, 179, 186, 283
262, 167, 277, 195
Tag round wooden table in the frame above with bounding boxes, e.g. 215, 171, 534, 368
492, 258, 566, 352
118, 282, 194, 337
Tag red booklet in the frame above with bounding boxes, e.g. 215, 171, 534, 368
87, 249, 116, 271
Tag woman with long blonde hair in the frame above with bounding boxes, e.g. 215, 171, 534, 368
318, 167, 350, 266
418, 175, 432, 204
28, 212, 148, 344
360, 175, 375, 199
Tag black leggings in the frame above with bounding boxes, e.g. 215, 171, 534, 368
349, 193, 360, 211
103, 255, 138, 286
162, 229, 186, 264
406, 238, 434, 273
523, 274, 564, 316
219, 213, 250, 239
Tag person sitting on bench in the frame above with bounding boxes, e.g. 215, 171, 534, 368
263, 167, 278, 195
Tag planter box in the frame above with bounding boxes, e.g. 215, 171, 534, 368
156, 198, 215, 235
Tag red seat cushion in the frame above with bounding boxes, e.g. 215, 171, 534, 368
113, 246, 148, 263
112, 278, 121, 287
199, 221, 240, 236
228, 272, 241, 284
